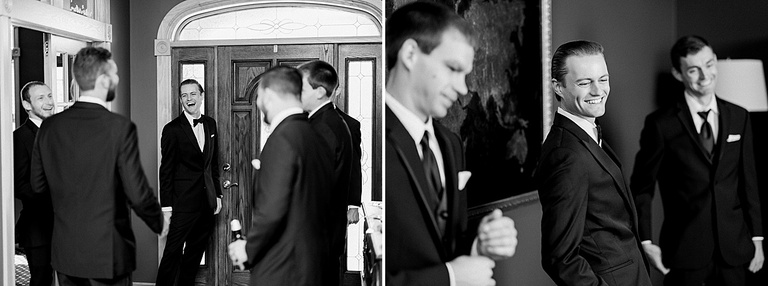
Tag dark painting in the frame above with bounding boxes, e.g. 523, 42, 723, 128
386, 0, 546, 208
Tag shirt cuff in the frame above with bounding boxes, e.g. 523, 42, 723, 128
162, 207, 173, 212
348, 205, 358, 210
445, 262, 456, 286
753, 237, 764, 241
641, 240, 652, 245
471, 237, 479, 256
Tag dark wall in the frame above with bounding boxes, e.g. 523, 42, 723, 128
127, 0, 184, 282
110, 0, 130, 118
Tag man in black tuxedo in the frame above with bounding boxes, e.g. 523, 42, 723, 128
385, 2, 518, 286
14, 81, 54, 286
228, 66, 334, 285
631, 35, 763, 286
156, 78, 222, 286
29, 46, 163, 285
537, 40, 651, 286
298, 60, 362, 285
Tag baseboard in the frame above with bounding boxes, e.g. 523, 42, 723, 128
133, 283, 155, 286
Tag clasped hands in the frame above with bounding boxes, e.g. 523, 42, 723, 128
448, 209, 518, 286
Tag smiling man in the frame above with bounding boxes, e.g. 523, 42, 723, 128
14, 81, 54, 286
157, 78, 222, 286
536, 40, 652, 286
631, 35, 763, 286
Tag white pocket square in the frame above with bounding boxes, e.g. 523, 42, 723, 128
458, 171, 472, 191
727, 134, 741, 142
251, 159, 261, 170
211, 134, 215, 138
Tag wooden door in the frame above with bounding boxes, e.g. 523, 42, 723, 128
215, 44, 332, 286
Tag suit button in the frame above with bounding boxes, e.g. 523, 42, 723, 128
439, 211, 449, 219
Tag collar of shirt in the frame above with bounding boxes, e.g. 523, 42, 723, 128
78, 95, 108, 109
267, 107, 304, 132
29, 117, 43, 128
684, 91, 719, 140
183, 111, 203, 127
308, 100, 332, 118
557, 107, 599, 145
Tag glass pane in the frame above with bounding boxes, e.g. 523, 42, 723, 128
181, 63, 206, 114
178, 7, 380, 41
69, 0, 92, 18
346, 59, 375, 271
55, 53, 65, 104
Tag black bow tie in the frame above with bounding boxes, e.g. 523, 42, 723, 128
193, 118, 204, 127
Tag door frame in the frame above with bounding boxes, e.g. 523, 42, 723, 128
154, 0, 382, 282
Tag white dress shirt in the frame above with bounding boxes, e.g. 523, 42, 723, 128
557, 107, 601, 146
684, 92, 719, 141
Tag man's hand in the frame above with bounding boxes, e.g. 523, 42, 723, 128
448, 255, 496, 286
229, 239, 248, 270
214, 197, 222, 215
347, 208, 360, 224
642, 243, 670, 274
749, 240, 764, 273
161, 210, 172, 237
476, 209, 517, 260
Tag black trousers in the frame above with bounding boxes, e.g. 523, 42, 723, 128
57, 273, 131, 286
156, 211, 214, 286
665, 260, 747, 286
25, 244, 53, 286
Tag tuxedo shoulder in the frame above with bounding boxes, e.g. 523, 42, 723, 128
717, 98, 749, 115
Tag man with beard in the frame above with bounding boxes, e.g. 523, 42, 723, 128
29, 46, 163, 285
14, 81, 54, 286
156, 78, 222, 286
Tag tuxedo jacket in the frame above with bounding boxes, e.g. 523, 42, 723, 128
159, 114, 221, 212
337, 108, 363, 205
537, 114, 651, 286
309, 104, 354, 234
385, 107, 472, 285
29, 101, 163, 279
246, 113, 334, 285
14, 119, 53, 248
630, 97, 762, 269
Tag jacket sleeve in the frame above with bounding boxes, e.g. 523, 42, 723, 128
740, 112, 762, 237
119, 123, 163, 233
630, 115, 665, 241
539, 147, 607, 286
210, 120, 222, 198
347, 119, 363, 206
14, 130, 34, 200
158, 124, 177, 208
386, 264, 451, 286
30, 129, 50, 197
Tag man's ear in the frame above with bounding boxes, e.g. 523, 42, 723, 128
21, 100, 32, 112
398, 38, 420, 71
96, 73, 110, 90
671, 67, 682, 82
316, 86, 328, 100
552, 79, 563, 97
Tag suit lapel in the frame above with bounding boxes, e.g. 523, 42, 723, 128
433, 123, 459, 256
202, 116, 213, 164
556, 115, 636, 217
386, 107, 447, 259
676, 101, 713, 164
179, 115, 203, 155
714, 99, 729, 164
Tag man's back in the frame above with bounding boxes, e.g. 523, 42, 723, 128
31, 101, 162, 279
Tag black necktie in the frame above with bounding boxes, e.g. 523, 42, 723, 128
698, 110, 714, 155
596, 124, 602, 145
193, 117, 204, 127
420, 131, 443, 198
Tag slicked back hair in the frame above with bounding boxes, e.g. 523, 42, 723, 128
386, 1, 476, 71
73, 47, 112, 91
298, 60, 338, 98
259, 66, 303, 99
670, 35, 711, 73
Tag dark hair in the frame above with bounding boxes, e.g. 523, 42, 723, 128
179, 78, 204, 96
385, 1, 476, 71
73, 47, 112, 91
670, 35, 711, 73
297, 60, 338, 98
551, 40, 604, 101
20, 81, 47, 103
259, 66, 302, 99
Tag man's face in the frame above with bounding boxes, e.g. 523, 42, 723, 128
300, 74, 320, 112
23, 85, 54, 120
105, 60, 119, 102
411, 28, 475, 119
673, 46, 717, 98
180, 83, 203, 116
256, 86, 270, 125
555, 54, 610, 120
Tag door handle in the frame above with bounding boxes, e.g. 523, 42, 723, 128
223, 180, 239, 189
